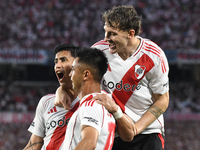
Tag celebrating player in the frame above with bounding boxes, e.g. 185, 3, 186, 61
23, 44, 80, 150
92, 5, 169, 150
55, 5, 169, 150
61, 47, 116, 150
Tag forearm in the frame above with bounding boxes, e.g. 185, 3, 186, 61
135, 92, 169, 134
116, 113, 135, 142
23, 134, 43, 150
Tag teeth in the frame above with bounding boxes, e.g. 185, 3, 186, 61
57, 71, 62, 73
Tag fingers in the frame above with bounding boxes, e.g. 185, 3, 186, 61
93, 93, 118, 113
63, 99, 72, 110
54, 96, 64, 107
93, 93, 108, 101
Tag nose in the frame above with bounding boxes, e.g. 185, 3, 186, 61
104, 32, 109, 41
55, 60, 62, 69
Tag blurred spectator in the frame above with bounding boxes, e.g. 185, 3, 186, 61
0, 83, 58, 112
1, 81, 200, 114
168, 82, 200, 114
0, 0, 199, 51
0, 121, 200, 150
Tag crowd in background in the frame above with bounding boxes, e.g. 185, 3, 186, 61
0, 83, 58, 112
1, 0, 200, 150
0, 0, 200, 51
0, 82, 200, 114
0, 120, 200, 150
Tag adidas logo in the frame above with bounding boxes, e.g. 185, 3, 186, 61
48, 106, 57, 114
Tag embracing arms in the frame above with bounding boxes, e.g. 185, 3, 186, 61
54, 86, 169, 141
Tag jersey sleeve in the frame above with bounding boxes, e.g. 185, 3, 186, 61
91, 40, 109, 51
79, 100, 104, 134
28, 96, 46, 138
149, 50, 169, 94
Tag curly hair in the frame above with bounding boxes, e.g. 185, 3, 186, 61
102, 5, 142, 35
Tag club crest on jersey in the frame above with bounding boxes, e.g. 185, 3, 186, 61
134, 65, 146, 80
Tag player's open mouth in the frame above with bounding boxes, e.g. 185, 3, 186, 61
109, 43, 116, 49
56, 71, 64, 81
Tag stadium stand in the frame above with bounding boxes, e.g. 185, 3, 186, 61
0, 0, 200, 149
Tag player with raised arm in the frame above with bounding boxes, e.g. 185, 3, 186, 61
61, 47, 116, 150
24, 44, 80, 150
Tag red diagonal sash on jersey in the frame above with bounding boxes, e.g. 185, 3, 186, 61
46, 102, 79, 150
112, 54, 154, 112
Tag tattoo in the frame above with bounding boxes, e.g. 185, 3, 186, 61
24, 141, 43, 150
147, 105, 164, 118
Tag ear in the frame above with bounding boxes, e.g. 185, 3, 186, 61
83, 70, 91, 80
127, 29, 135, 39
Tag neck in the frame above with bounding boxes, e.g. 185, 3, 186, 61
118, 36, 140, 60
64, 88, 77, 102
78, 80, 101, 100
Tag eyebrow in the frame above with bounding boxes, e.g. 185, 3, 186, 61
55, 56, 67, 60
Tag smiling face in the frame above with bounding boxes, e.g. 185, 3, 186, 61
104, 23, 130, 54
54, 51, 75, 89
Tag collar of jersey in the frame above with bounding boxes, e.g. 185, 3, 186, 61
80, 93, 101, 105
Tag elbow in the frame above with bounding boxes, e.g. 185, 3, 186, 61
120, 132, 134, 142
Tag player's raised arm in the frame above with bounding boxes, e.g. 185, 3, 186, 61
54, 86, 73, 110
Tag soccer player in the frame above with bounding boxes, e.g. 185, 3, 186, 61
23, 44, 80, 150
61, 47, 116, 150
56, 5, 169, 150
92, 5, 169, 150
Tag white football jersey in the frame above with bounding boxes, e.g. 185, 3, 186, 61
61, 93, 116, 150
28, 94, 79, 150
92, 36, 169, 134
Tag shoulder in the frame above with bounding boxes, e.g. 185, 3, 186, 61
91, 40, 109, 51
38, 94, 56, 109
141, 37, 166, 59
140, 37, 169, 73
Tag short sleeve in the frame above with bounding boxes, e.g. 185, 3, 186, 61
29, 97, 46, 137
79, 101, 104, 134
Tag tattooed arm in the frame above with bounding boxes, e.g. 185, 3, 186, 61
23, 134, 43, 150
135, 91, 169, 134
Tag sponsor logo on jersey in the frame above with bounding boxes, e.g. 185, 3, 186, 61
83, 117, 99, 125
134, 65, 146, 80
102, 80, 141, 92
46, 116, 70, 130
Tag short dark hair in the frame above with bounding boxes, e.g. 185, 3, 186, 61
75, 47, 108, 83
54, 43, 78, 57
102, 5, 142, 35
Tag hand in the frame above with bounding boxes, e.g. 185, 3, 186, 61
93, 94, 118, 114
54, 86, 72, 110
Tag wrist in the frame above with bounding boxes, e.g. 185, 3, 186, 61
113, 105, 123, 120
